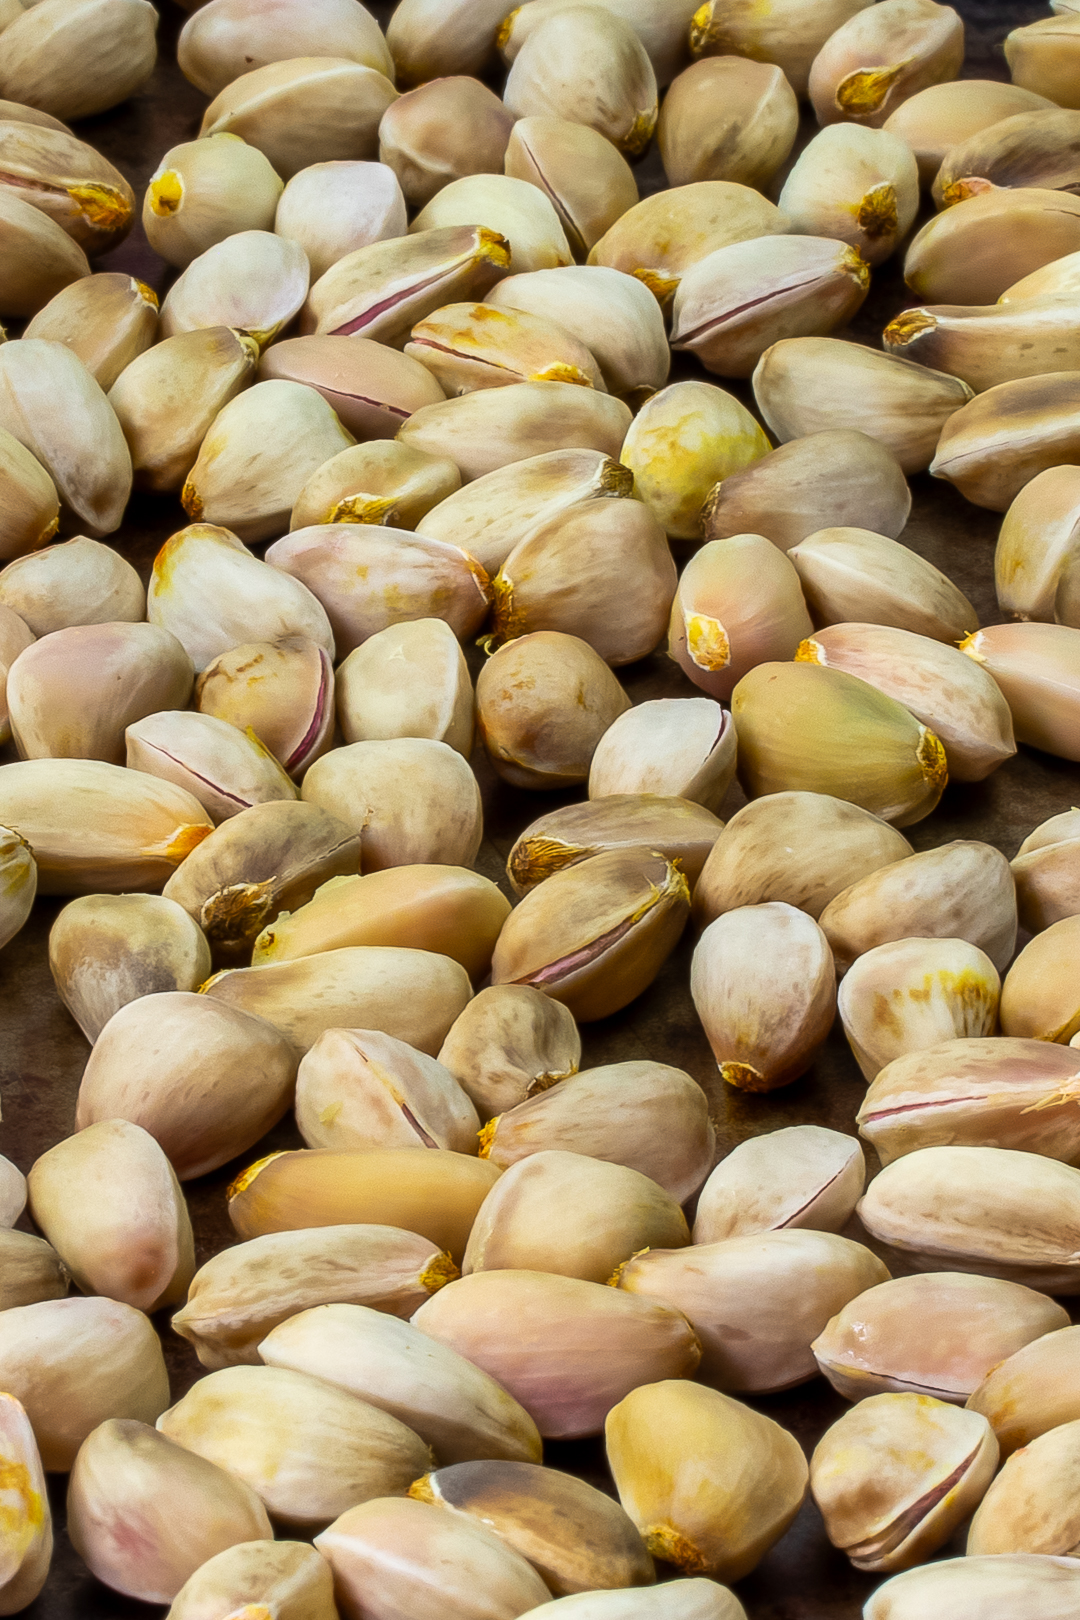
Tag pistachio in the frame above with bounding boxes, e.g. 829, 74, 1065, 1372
888, 79, 1055, 185
518, 1578, 748, 1619
160, 229, 308, 353
126, 710, 299, 824
857, 1035, 1080, 1165
884, 296, 1080, 394
386, 0, 516, 83
811, 1393, 998, 1573
658, 57, 796, 191
819, 839, 1018, 974
438, 984, 582, 1121
691, 901, 836, 1092
692, 1125, 865, 1243
752, 337, 973, 473
0, 427, 57, 562
162, 798, 359, 963
275, 159, 407, 283
0, 757, 213, 895
412, 1271, 701, 1438
0, 822, 35, 950
1001, 915, 1080, 1043
0, 1153, 25, 1228
292, 1026, 481, 1153
173, 1224, 458, 1370
840, 938, 1000, 1083
731, 661, 949, 827
788, 527, 978, 642
0, 0, 157, 121
1000, 249, 1080, 303
933, 108, 1080, 207
144, 134, 284, 270
0, 534, 142, 635
996, 466, 1080, 622
411, 173, 572, 274
668, 535, 813, 700
48, 892, 212, 1042
398, 381, 632, 482
67, 1419, 272, 1603
813, 1270, 1069, 1403
0, 338, 131, 536
25, 271, 158, 397
255, 867, 508, 981
865, 1555, 1080, 1619
0, 117, 134, 252
0, 1229, 67, 1310
200, 58, 399, 181
1059, 552, 1080, 627
1011, 808, 1080, 933
620, 379, 771, 538
504, 117, 639, 259
499, 0, 698, 89
0, 1295, 170, 1470
968, 1420, 1080, 1557
337, 619, 471, 756
967, 1324, 1080, 1457
379, 76, 513, 210
315, 1496, 552, 1620
166, 1540, 338, 1620
906, 189, 1080, 307
507, 795, 723, 894
0, 179, 83, 315
491, 848, 690, 1022
195, 636, 333, 779
605, 1381, 807, 1582
778, 125, 919, 267
808, 0, 964, 128
701, 430, 912, 552
503, 8, 657, 159
293, 441, 459, 532
300, 737, 482, 869
1006, 13, 1080, 108
588, 699, 735, 811
692, 792, 912, 927
405, 300, 604, 395
475, 631, 632, 790
178, 0, 394, 97
959, 621, 1080, 757
0, 1394, 50, 1613
690, 0, 873, 98
480, 1059, 714, 1203
260, 333, 445, 436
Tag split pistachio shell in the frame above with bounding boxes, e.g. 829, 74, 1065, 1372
884, 79, 1054, 186
0, 1229, 67, 1310
1011, 808, 1080, 933
507, 795, 722, 895
399, 381, 631, 482
379, 77, 513, 210
0, 1156, 26, 1229
1006, 14, 1080, 108
884, 296, 1080, 394
487, 265, 670, 399
308, 225, 510, 346
516, 1580, 748, 1619
667, 535, 813, 701
411, 173, 572, 275
752, 337, 973, 474
503, 8, 657, 159
692, 792, 912, 927
690, 0, 873, 99
819, 840, 1018, 975
0, 107, 135, 253
813, 1271, 1069, 1403
692, 1125, 865, 1243
165, 1540, 338, 1620
24, 272, 158, 393
292, 441, 460, 531
808, 0, 964, 128
144, 134, 284, 270
605, 1381, 807, 1582
0, 824, 35, 951
480, 1060, 714, 1204
787, 527, 978, 642
416, 447, 633, 576
387, 0, 512, 83
967, 1324, 1080, 1456
498, 0, 699, 89
906, 189, 1080, 306
778, 125, 919, 267
857, 1036, 1080, 1165
412, 1271, 701, 1438
0, 1395, 50, 1613
301, 738, 482, 870
109, 325, 260, 493
67, 1419, 272, 1603
0, 338, 131, 537
227, 1148, 498, 1262
406, 301, 605, 395
27, 1119, 194, 1314
161, 798, 360, 963
196, 637, 334, 779
255, 867, 507, 981
199, 57, 399, 181
179, 0, 394, 97
504, 117, 639, 260
691, 902, 836, 1092
0, 535, 142, 636
126, 710, 299, 824
731, 661, 948, 827
588, 700, 735, 812
48, 892, 212, 1043
968, 1420, 1080, 1557
173, 1224, 459, 1370
315, 1495, 552, 1620
658, 57, 797, 190
161, 230, 309, 350
620, 380, 770, 539
933, 108, 1080, 206
464, 1150, 689, 1285
840, 938, 1000, 1082
76, 991, 299, 1180
491, 848, 690, 1022
798, 622, 1015, 781
337, 619, 473, 756
996, 465, 1080, 622
961, 621, 1080, 757
1001, 916, 1080, 1043
259, 334, 445, 438
0, 428, 57, 562
292, 1026, 480, 1154
0, 188, 88, 317
866, 1555, 1080, 1619
275, 160, 407, 284
437, 984, 582, 1121
811, 1394, 998, 1573
701, 431, 911, 552
0, 758, 213, 895
476, 631, 632, 790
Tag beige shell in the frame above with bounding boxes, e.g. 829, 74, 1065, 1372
1006, 13, 1080, 109
0, 115, 134, 254
905, 188, 1080, 306
996, 464, 1080, 623
840, 938, 1000, 1082
259, 334, 446, 439
667, 535, 812, 701
658, 57, 797, 191
883, 78, 1054, 186
386, 0, 512, 82
807, 0, 965, 129
892, 290, 1080, 392
967, 1324, 1080, 1457
1011, 808, 1080, 934
0, 823, 35, 951
787, 526, 978, 643
864, 1556, 1080, 1620
692, 1125, 866, 1243
499, 0, 699, 89
620, 380, 771, 540
0, 608, 37, 747
0, 1394, 50, 1613
195, 636, 335, 779
405, 300, 605, 395
959, 621, 1080, 759
0, 535, 143, 636
178, 0, 394, 97
0, 189, 89, 318
932, 108, 1080, 206
161, 229, 309, 350
778, 125, 919, 267
503, 7, 657, 158
410, 173, 572, 274
274, 160, 407, 284
165, 1540, 338, 1620
437, 983, 582, 1121
504, 116, 639, 259
144, 134, 284, 270
292, 441, 460, 532
0, 0, 157, 121
336, 618, 472, 755
1001, 915, 1080, 1043
379, 76, 514, 210
968, 1419, 1080, 1557
507, 795, 722, 895
690, 0, 873, 97
398, 381, 632, 483
0, 1229, 68, 1311
0, 428, 58, 563
126, 709, 299, 824
24, 271, 158, 390
588, 699, 736, 812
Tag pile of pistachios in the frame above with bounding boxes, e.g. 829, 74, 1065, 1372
3, 0, 1080, 1613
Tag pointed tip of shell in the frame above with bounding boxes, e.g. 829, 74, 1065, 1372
644, 1522, 711, 1573
227, 1151, 289, 1201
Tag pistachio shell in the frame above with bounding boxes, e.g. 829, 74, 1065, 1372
906, 189, 1080, 306
690, 0, 873, 99
1001, 915, 1080, 1043
379, 76, 513, 209
840, 938, 1000, 1082
1000, 249, 1080, 303
438, 984, 582, 1121
885, 296, 1080, 394
507, 794, 722, 895
260, 334, 445, 437
504, 117, 638, 259
144, 134, 284, 270
0, 821, 35, 949
884, 78, 1054, 186
337, 619, 472, 756
865, 1555, 1080, 1619
300, 738, 482, 870
398, 381, 631, 482
0, 1395, 50, 1612
0, 427, 58, 562
959, 620, 1080, 757
788, 526, 978, 641
0, 182, 88, 317
967, 1324, 1080, 1457
0, 0, 157, 121
292, 441, 460, 531
126, 710, 299, 824
807, 0, 964, 128
24, 274, 158, 404
0, 1154, 26, 1229
968, 1419, 1080, 1557
178, 0, 394, 97
516, 1578, 747, 1619
275, 159, 407, 283
588, 700, 735, 812
166, 1540, 338, 1620
499, 0, 698, 89
658, 57, 797, 191
933, 108, 1080, 207
411, 172, 572, 274
503, 8, 657, 159
161, 229, 308, 353
196, 637, 334, 779
692, 1125, 865, 1243
1006, 13, 1080, 109
406, 301, 605, 395
778, 124, 919, 266
996, 465, 1080, 622
0, 1228, 67, 1310
620, 380, 771, 539
1011, 808, 1080, 933
386, 0, 515, 83
0, 535, 142, 635
0, 119, 134, 251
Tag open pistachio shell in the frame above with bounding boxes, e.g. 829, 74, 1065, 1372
126, 710, 299, 825
0, 535, 142, 636
690, 0, 873, 99
1011, 808, 1080, 933
778, 124, 918, 267
840, 937, 1000, 1082
883, 78, 1054, 187
959, 620, 1080, 757
274, 159, 407, 285
504, 116, 639, 259
196, 636, 334, 779
336, 618, 472, 756
967, 1324, 1080, 1458
293, 1026, 480, 1154
379, 76, 513, 210
692, 1125, 865, 1243
23, 269, 156, 388
437, 984, 582, 1122
259, 334, 445, 438
144, 133, 284, 270
292, 440, 460, 532
808, 0, 964, 129
405, 300, 605, 395
667, 535, 812, 700
620, 379, 771, 539
588, 700, 735, 812
503, 8, 657, 158
788, 527, 978, 642
0, 112, 134, 253
508, 795, 722, 895
658, 57, 797, 190
178, 0, 394, 98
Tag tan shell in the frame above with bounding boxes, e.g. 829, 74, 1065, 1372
0, 604, 36, 742
863, 1556, 1080, 1620
840, 938, 1000, 1082
0, 1154, 26, 1229
620, 380, 771, 540
437, 983, 582, 1121
788, 527, 978, 643
0, 0, 157, 121
890, 296, 1080, 396
165, 1541, 338, 1620
292, 1026, 480, 1153
275, 159, 407, 284
195, 636, 335, 779
161, 229, 308, 350
691, 0, 873, 99
507, 795, 722, 895
126, 709, 299, 824
144, 134, 284, 271
0, 1229, 67, 1311
405, 301, 605, 395
337, 618, 472, 756
588, 700, 735, 813
996, 465, 1080, 623
301, 737, 482, 870
259, 334, 445, 438
499, 0, 699, 89
291, 441, 460, 532
24, 272, 158, 390
379, 76, 513, 210
386, 0, 513, 82
777, 125, 919, 267
503, 8, 657, 159
0, 822, 35, 950
1006, 13, 1080, 109
1001, 915, 1080, 1043
397, 381, 632, 482
0, 1394, 50, 1612
178, 0, 394, 97
905, 189, 1080, 306
968, 1419, 1080, 1558
658, 57, 797, 190
883, 78, 1054, 186
807, 0, 965, 129
933, 108, 1080, 207
0, 535, 143, 636
0, 188, 89, 317
1011, 808, 1080, 933
667, 535, 812, 701
959, 621, 1080, 759
504, 117, 639, 260
410, 172, 572, 274
0, 428, 57, 563
692, 1125, 865, 1243
0, 118, 134, 253
967, 1324, 1080, 1457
